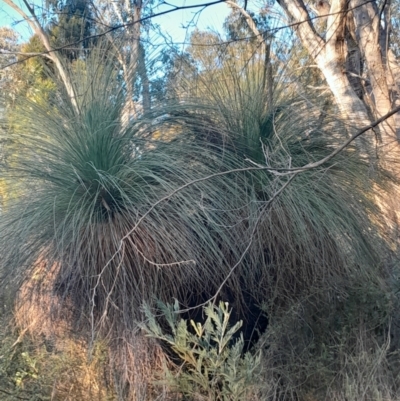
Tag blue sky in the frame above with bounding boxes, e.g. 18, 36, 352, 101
0, 0, 34, 39
152, 1, 229, 44
0, 0, 230, 43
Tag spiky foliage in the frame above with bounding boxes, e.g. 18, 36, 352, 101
0, 48, 247, 339
173, 38, 399, 401
0, 33, 397, 401
177, 39, 388, 308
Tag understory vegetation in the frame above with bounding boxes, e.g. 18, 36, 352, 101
1, 2, 400, 400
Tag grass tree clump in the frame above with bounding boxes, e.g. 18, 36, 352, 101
178, 41, 388, 308
173, 39, 400, 400
0, 38, 398, 401
0, 49, 248, 341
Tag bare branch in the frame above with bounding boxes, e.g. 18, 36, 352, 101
0, 0, 379, 70
250, 104, 400, 175
225, 0, 266, 52
2, 0, 78, 110
0, 49, 52, 59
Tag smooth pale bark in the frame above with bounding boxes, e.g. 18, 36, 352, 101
276, 0, 370, 123
276, 0, 400, 156
350, 0, 399, 155
94, 0, 149, 116
277, 0, 373, 151
322, 0, 371, 127
2, 0, 78, 112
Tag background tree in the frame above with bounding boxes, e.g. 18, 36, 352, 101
0, 27, 19, 104
0, 27, 19, 209
2, 0, 78, 109
271, 0, 400, 159
46, 0, 97, 60
92, 0, 153, 116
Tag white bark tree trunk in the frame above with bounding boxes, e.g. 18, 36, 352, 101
94, 0, 149, 117
350, 0, 399, 156
277, 0, 373, 154
276, 0, 400, 157
3, 0, 78, 112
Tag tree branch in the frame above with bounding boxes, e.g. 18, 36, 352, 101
0, 49, 52, 60
276, 0, 325, 60
2, 0, 78, 111
225, 0, 266, 52
95, 104, 400, 288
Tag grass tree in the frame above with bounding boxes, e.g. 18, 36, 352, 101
0, 37, 397, 401
167, 34, 400, 401
0, 47, 248, 341
176, 38, 390, 312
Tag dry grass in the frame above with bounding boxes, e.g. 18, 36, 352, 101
9, 255, 170, 401
3, 264, 400, 401
0, 315, 114, 401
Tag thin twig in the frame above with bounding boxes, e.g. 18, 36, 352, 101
1, 0, 378, 69
91, 104, 400, 327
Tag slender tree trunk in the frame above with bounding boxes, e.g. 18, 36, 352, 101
387, 50, 400, 138
138, 43, 151, 113
225, 0, 267, 54
103, 0, 147, 116
3, 0, 78, 112
276, 0, 400, 158
350, 0, 399, 155
277, 0, 373, 150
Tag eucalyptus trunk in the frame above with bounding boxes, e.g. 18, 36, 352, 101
3, 0, 78, 111
276, 0, 400, 159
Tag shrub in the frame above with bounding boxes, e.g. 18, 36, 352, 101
142, 301, 263, 401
